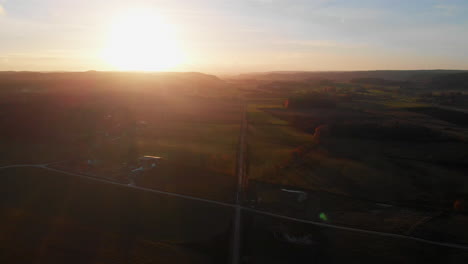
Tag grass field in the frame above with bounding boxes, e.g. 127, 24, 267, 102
246, 100, 316, 187
243, 85, 468, 209
241, 212, 468, 264
0, 83, 243, 201
0, 167, 233, 263
136, 121, 240, 175
2, 72, 468, 262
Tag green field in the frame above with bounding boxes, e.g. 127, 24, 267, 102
246, 100, 315, 186
0, 76, 244, 201
242, 81, 468, 208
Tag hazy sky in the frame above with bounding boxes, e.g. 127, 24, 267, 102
1, 0, 468, 73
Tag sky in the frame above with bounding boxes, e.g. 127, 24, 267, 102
0, 0, 468, 73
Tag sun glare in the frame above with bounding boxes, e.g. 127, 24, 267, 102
103, 10, 184, 71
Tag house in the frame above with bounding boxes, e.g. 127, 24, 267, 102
247, 180, 309, 209
128, 156, 162, 186
281, 189, 308, 203
139, 156, 162, 170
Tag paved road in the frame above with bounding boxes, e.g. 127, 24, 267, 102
2, 161, 468, 253
433, 104, 468, 114
1, 164, 468, 251
230, 103, 247, 264
0, 164, 47, 169
0, 161, 65, 170
0, 163, 234, 208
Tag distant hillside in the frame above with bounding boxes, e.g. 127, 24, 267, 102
0, 71, 222, 81
0, 71, 224, 93
350, 78, 407, 86
234, 70, 467, 82
430, 72, 468, 90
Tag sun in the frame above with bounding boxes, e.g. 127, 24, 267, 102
103, 10, 184, 71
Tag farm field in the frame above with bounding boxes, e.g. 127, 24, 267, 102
243, 83, 468, 209
0, 72, 242, 202
239, 75, 468, 246
0, 167, 233, 263
241, 211, 468, 264
1, 70, 468, 262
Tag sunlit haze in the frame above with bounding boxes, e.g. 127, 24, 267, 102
102, 9, 184, 71
1, 0, 468, 73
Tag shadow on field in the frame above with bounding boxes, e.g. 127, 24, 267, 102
0, 167, 233, 264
